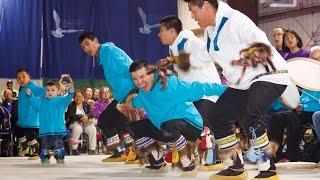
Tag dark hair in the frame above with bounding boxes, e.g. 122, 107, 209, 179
16, 68, 30, 76
74, 90, 84, 97
78, 32, 96, 44
130, 60, 172, 90
6, 80, 13, 85
183, 0, 218, 9
282, 29, 303, 52
160, 15, 182, 34
129, 60, 149, 73
83, 86, 93, 95
46, 80, 60, 88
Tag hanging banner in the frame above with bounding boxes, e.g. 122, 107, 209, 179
0, 0, 42, 78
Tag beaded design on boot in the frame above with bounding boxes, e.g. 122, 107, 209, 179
28, 141, 39, 160
247, 129, 279, 180
18, 137, 28, 157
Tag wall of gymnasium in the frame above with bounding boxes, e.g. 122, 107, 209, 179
258, 12, 320, 50
258, 0, 320, 49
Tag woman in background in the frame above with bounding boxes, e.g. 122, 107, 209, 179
283, 29, 310, 60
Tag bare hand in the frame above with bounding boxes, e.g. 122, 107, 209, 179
295, 104, 303, 112
61, 73, 71, 79
80, 115, 90, 125
117, 104, 141, 121
158, 57, 173, 69
60, 74, 74, 91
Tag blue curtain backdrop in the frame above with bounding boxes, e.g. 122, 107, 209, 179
43, 0, 177, 79
128, 0, 178, 63
42, 0, 95, 79
0, 0, 42, 78
0, 0, 177, 79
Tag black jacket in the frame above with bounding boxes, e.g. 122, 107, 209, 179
65, 101, 93, 127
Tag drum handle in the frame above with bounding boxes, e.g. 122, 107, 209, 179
297, 87, 320, 104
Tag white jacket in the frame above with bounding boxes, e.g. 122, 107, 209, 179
169, 30, 221, 102
205, 1, 290, 90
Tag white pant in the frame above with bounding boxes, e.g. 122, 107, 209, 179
69, 122, 97, 151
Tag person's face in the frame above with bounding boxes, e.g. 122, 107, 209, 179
284, 32, 299, 49
60, 84, 66, 95
93, 89, 100, 96
80, 38, 100, 57
74, 92, 84, 104
310, 49, 320, 61
3, 89, 13, 100
273, 28, 284, 48
46, 85, 59, 98
16, 71, 30, 87
92, 89, 100, 100
7, 83, 13, 90
84, 88, 93, 99
131, 67, 154, 92
158, 24, 176, 45
99, 88, 111, 100
188, 1, 215, 28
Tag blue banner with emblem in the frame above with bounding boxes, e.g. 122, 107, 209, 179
42, 0, 95, 79
0, 0, 42, 78
128, 0, 178, 63
43, 0, 177, 79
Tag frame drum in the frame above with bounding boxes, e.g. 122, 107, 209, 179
245, 162, 318, 170
287, 57, 320, 91
276, 162, 318, 169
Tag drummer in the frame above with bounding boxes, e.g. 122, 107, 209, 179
183, 1, 291, 179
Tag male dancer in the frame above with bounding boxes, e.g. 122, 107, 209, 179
79, 32, 135, 162
126, 60, 225, 176
16, 69, 45, 160
158, 15, 223, 170
184, 1, 290, 179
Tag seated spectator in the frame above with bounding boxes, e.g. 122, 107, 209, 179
2, 89, 18, 129
1, 80, 19, 103
65, 91, 97, 155
2, 89, 16, 113
92, 88, 100, 101
83, 87, 95, 107
273, 27, 288, 59
92, 87, 112, 119
310, 46, 320, 61
282, 29, 310, 60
